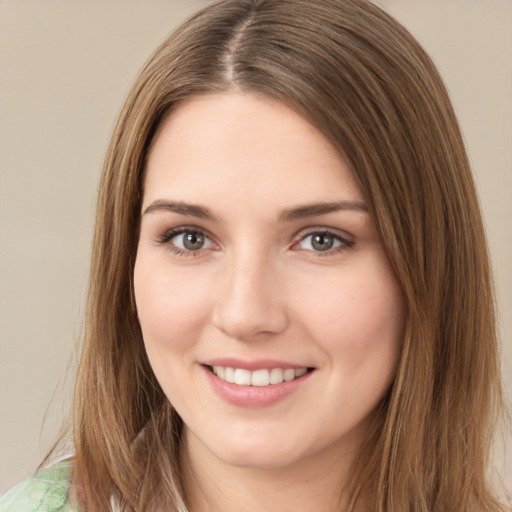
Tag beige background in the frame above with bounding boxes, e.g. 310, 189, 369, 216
1, 0, 511, 494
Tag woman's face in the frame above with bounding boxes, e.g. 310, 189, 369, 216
134, 92, 404, 471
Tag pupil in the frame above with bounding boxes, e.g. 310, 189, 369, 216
183, 232, 204, 250
312, 234, 333, 251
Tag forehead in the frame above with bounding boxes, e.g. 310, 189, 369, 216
143, 92, 363, 209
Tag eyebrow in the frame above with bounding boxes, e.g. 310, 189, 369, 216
279, 201, 368, 221
143, 200, 218, 221
142, 199, 368, 222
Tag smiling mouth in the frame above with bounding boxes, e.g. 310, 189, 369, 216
207, 365, 314, 387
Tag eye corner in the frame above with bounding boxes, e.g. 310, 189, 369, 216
291, 228, 354, 256
154, 226, 218, 257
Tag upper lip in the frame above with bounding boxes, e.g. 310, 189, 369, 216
202, 358, 312, 371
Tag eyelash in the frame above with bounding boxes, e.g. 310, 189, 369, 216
155, 227, 354, 257
155, 227, 214, 258
293, 228, 354, 256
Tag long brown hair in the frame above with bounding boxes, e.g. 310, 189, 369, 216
68, 0, 504, 510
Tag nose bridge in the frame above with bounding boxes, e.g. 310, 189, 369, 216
212, 245, 287, 340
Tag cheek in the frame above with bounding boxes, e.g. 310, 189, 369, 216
133, 257, 213, 353
295, 258, 404, 368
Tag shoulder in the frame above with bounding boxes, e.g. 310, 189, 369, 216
0, 460, 75, 512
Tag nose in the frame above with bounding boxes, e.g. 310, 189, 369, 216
212, 252, 288, 342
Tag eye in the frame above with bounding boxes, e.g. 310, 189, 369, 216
173, 231, 212, 251
157, 228, 215, 255
294, 230, 353, 253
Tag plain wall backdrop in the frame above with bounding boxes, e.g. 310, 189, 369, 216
1, 0, 511, 494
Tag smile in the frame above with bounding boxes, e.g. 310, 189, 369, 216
210, 366, 310, 386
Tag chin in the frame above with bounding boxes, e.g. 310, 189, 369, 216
217, 427, 345, 472
213, 443, 301, 470
190, 424, 307, 470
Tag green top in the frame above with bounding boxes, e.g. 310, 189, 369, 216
2, 460, 509, 511
0, 460, 74, 512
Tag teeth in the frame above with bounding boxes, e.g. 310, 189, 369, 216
269, 368, 284, 384
211, 366, 309, 387
234, 368, 251, 385
283, 369, 295, 381
251, 369, 270, 387
224, 367, 235, 383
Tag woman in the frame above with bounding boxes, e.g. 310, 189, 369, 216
1, 0, 506, 510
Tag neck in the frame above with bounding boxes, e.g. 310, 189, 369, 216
180, 428, 363, 512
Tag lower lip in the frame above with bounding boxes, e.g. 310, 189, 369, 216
203, 366, 313, 407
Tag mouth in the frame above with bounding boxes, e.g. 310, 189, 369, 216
206, 365, 314, 387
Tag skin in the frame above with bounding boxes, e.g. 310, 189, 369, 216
134, 92, 404, 512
